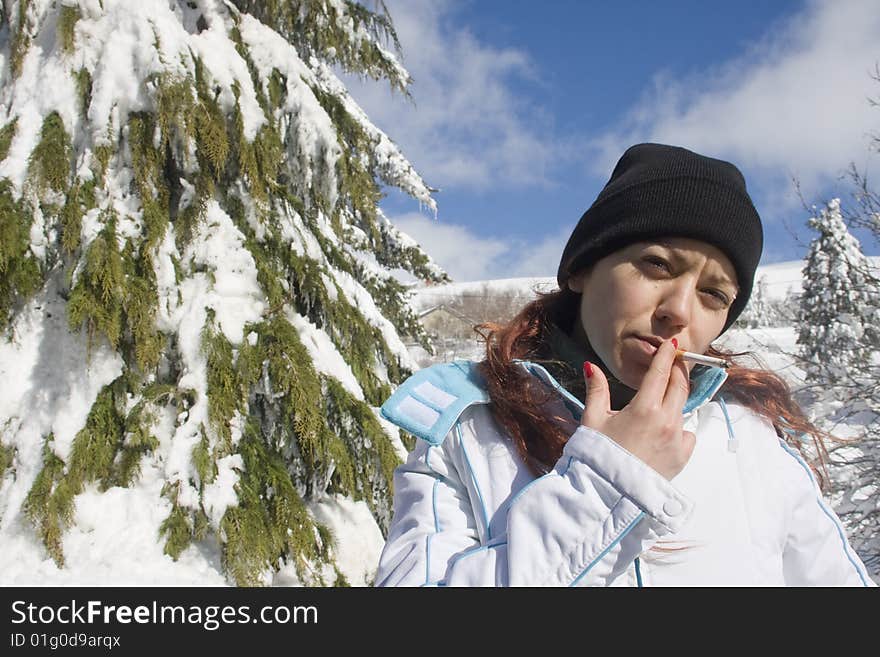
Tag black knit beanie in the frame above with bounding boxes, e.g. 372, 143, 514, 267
557, 143, 763, 334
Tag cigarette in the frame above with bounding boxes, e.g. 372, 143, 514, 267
675, 349, 730, 369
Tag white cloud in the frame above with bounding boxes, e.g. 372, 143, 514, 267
392, 211, 569, 281
391, 212, 508, 281
513, 228, 571, 280
593, 0, 880, 214
343, 0, 569, 191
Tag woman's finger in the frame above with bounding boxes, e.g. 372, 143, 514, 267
581, 361, 611, 428
662, 357, 691, 413
632, 339, 677, 409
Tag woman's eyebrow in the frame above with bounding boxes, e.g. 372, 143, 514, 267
653, 243, 738, 290
702, 271, 738, 291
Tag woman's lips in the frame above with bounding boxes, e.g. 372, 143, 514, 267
624, 336, 658, 363
635, 336, 659, 353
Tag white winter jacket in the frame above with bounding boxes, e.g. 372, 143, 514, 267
375, 360, 875, 587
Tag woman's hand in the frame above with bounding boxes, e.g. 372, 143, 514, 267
581, 340, 695, 480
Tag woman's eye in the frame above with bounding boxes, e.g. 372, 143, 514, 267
643, 256, 671, 273
703, 288, 730, 307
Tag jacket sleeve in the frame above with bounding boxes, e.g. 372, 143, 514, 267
777, 440, 876, 586
375, 424, 695, 587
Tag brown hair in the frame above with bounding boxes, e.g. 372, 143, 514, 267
475, 287, 832, 491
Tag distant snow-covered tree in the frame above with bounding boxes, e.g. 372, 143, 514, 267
0, 0, 447, 586
735, 275, 783, 329
797, 198, 880, 384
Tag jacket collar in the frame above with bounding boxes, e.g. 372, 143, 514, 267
517, 360, 727, 418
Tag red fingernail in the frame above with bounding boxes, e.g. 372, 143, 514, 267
671, 338, 678, 349
583, 361, 593, 379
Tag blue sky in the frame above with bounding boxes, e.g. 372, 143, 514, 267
345, 0, 880, 281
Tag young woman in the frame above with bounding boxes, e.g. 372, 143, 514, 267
375, 143, 875, 587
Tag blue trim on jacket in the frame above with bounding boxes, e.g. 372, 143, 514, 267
457, 422, 492, 540
717, 396, 739, 452
776, 440, 872, 586
569, 511, 646, 586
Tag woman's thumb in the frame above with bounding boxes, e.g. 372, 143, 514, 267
581, 361, 611, 428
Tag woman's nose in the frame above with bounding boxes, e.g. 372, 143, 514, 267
654, 281, 694, 327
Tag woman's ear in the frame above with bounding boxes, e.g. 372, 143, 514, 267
567, 271, 586, 293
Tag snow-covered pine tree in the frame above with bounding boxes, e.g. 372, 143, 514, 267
0, 0, 448, 586
735, 274, 779, 329
797, 198, 880, 385
796, 197, 880, 577
828, 80, 880, 576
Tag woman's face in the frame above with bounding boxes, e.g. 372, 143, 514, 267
567, 237, 739, 389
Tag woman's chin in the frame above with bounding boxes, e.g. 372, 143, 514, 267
613, 364, 647, 391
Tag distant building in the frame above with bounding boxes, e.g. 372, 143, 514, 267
417, 304, 479, 341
